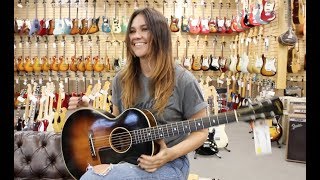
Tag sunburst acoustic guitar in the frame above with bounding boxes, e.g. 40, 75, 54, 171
61, 96, 283, 179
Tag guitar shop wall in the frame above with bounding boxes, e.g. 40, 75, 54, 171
13, 0, 306, 129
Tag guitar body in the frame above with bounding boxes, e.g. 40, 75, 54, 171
121, 16, 128, 33
170, 16, 180, 32
260, 0, 276, 22
32, 57, 42, 72
79, 19, 89, 35
208, 18, 217, 33
64, 19, 72, 34
278, 28, 297, 46
201, 55, 210, 71
61, 108, 159, 179
47, 19, 55, 35
269, 122, 283, 142
29, 19, 40, 35
228, 55, 238, 72
209, 55, 220, 71
181, 16, 190, 32
200, 18, 210, 34
183, 57, 192, 70
112, 18, 122, 33
189, 17, 201, 34
70, 19, 80, 35
260, 54, 277, 76
53, 18, 67, 35
224, 17, 233, 34
101, 16, 112, 33
191, 55, 202, 71
87, 17, 100, 34
212, 124, 229, 149
37, 19, 48, 36
287, 47, 301, 73
252, 55, 263, 74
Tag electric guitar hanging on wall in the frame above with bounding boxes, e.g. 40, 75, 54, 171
102, 0, 112, 33
278, 0, 297, 46
61, 96, 283, 179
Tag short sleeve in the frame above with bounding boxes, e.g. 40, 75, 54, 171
182, 80, 208, 119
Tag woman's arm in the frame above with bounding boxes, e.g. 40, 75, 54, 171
138, 108, 208, 172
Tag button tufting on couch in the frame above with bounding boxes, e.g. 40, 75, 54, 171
14, 131, 74, 179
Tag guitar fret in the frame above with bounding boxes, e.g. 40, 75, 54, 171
209, 116, 212, 127
158, 127, 164, 139
165, 124, 169, 138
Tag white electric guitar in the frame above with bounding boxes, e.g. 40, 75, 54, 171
208, 84, 230, 151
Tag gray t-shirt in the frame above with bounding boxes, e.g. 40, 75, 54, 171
111, 65, 208, 147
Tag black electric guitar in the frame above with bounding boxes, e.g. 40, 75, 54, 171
61, 96, 283, 179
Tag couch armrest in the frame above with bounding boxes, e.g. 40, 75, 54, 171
14, 131, 73, 179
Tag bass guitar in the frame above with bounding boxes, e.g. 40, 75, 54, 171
61, 96, 283, 179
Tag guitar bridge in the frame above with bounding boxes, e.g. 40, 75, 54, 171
88, 131, 97, 158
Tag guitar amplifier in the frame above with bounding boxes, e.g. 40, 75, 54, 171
286, 116, 306, 163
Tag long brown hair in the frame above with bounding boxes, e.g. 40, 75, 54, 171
119, 8, 175, 114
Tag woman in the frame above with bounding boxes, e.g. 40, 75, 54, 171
80, 7, 208, 180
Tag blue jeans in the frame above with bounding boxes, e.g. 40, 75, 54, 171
80, 155, 190, 180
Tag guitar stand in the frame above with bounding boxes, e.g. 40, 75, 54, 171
222, 143, 231, 152
273, 140, 282, 148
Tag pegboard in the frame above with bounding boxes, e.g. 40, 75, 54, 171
14, 0, 306, 94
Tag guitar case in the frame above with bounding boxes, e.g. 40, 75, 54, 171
195, 130, 219, 156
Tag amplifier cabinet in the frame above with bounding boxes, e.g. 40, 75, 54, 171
286, 117, 306, 163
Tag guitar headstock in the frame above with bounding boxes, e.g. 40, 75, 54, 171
237, 96, 283, 122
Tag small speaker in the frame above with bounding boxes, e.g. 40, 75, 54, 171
286, 117, 306, 163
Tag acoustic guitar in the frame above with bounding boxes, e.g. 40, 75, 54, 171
61, 96, 283, 179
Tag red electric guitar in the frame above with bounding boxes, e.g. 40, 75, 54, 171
38, 0, 48, 35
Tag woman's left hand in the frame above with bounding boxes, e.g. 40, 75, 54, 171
137, 139, 175, 172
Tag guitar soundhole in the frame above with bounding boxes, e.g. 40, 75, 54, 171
110, 127, 132, 153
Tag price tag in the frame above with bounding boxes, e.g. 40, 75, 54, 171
65, 77, 68, 84
253, 120, 272, 155
30, 95, 37, 103
95, 92, 102, 97
40, 96, 46, 103
48, 76, 52, 82
88, 94, 95, 100
82, 95, 90, 103
232, 75, 236, 81
267, 91, 275, 97
17, 96, 25, 103
53, 43, 56, 49
100, 89, 108, 95
61, 92, 65, 99
89, 79, 93, 84
31, 79, 34, 84
16, 78, 19, 84
49, 92, 55, 98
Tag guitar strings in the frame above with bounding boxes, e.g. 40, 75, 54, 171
90, 112, 251, 149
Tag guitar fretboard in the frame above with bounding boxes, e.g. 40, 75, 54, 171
131, 110, 241, 144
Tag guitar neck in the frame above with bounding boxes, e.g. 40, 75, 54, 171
133, 108, 250, 144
